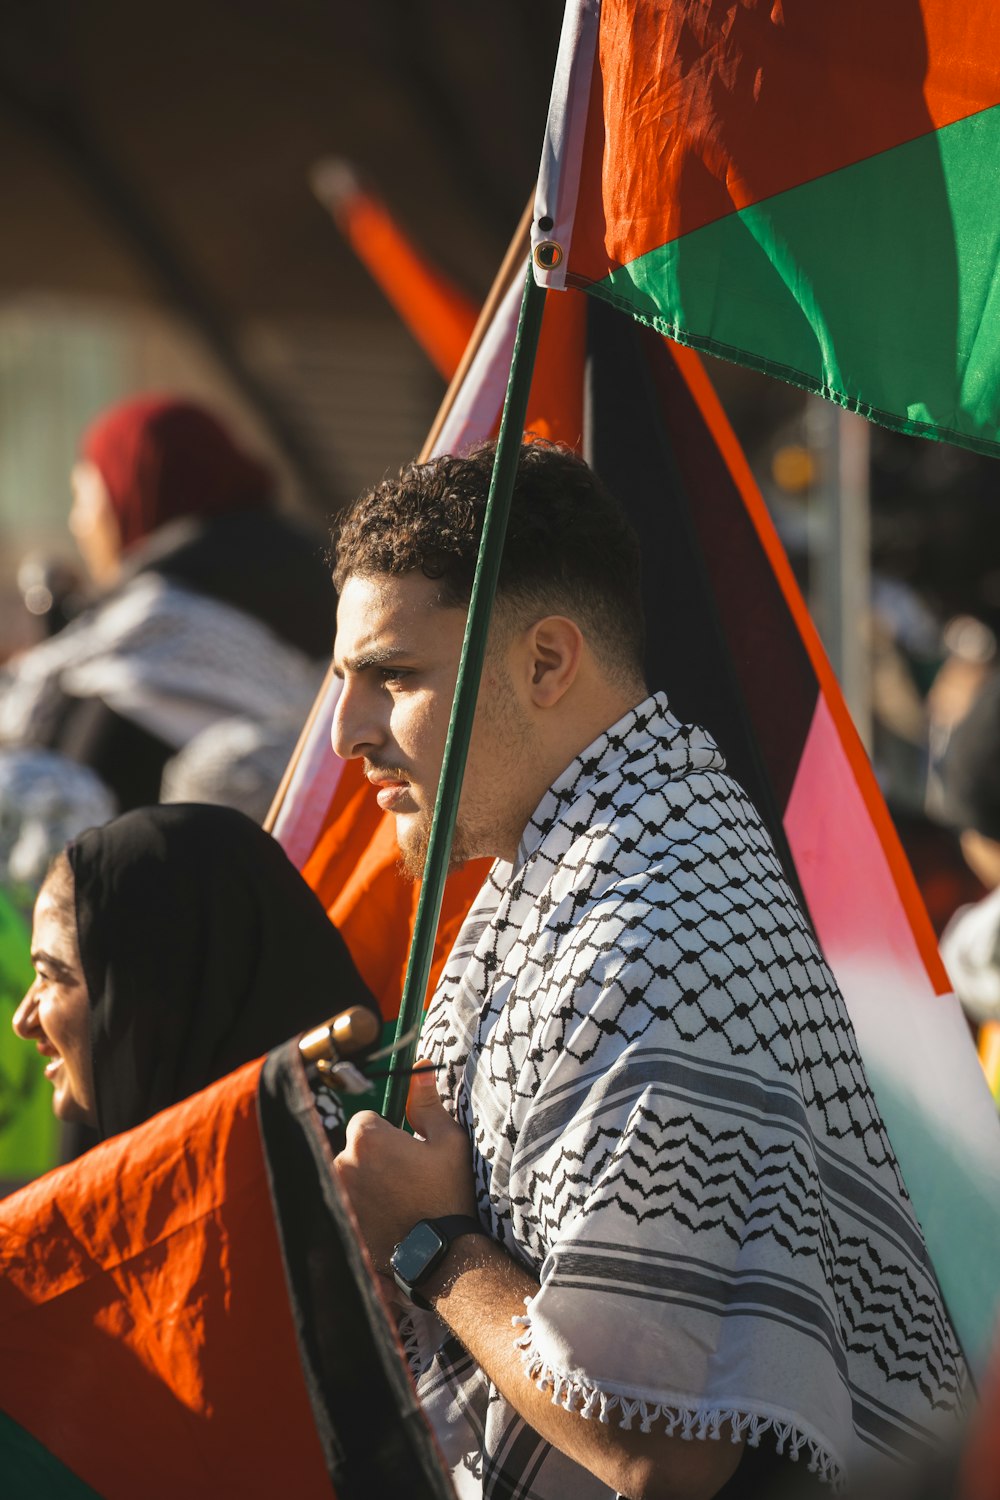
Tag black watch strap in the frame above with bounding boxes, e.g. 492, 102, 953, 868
391, 1214, 485, 1310
429, 1214, 484, 1245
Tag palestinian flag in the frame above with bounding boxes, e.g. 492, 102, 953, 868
532, 0, 1000, 457
275, 203, 1000, 1370
0, 1047, 454, 1499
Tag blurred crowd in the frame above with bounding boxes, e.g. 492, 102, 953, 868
871, 583, 1000, 1102
0, 392, 337, 1185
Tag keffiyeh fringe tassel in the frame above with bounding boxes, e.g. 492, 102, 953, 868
513, 1315, 843, 1491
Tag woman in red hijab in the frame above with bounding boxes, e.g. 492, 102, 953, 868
70, 397, 272, 582
0, 395, 335, 812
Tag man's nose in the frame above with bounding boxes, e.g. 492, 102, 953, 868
12, 982, 40, 1039
331, 678, 382, 761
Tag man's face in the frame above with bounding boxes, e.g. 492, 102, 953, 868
12, 876, 96, 1126
332, 571, 536, 876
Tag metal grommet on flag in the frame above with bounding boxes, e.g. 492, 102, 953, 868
533, 240, 563, 271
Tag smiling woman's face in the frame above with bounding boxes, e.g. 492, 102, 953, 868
12, 864, 96, 1126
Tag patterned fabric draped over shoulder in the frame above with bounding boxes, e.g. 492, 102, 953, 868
411, 693, 966, 1498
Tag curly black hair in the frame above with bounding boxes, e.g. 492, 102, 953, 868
333, 440, 646, 684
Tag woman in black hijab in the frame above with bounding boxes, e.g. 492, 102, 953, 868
12, 803, 376, 1140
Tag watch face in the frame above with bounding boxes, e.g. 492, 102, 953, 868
391, 1220, 447, 1286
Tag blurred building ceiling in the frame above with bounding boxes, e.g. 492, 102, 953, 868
0, 0, 565, 514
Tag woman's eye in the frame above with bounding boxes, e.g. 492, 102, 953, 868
33, 963, 72, 987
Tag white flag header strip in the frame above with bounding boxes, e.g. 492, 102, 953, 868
429, 273, 523, 459
270, 675, 344, 869
532, 0, 600, 289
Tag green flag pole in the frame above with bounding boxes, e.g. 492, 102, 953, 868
380, 260, 546, 1126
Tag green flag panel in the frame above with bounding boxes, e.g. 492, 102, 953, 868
1, 1411, 102, 1499
591, 105, 1000, 457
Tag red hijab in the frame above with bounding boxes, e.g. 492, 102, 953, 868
81, 396, 273, 553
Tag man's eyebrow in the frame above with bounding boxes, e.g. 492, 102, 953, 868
333, 646, 411, 678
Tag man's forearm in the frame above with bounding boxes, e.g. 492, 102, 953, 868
333, 1089, 742, 1497
423, 1238, 743, 1500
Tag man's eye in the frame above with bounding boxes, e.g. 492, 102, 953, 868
379, 667, 410, 685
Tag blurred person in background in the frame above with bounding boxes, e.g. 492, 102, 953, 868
0, 396, 334, 816
886, 612, 996, 938
937, 672, 1000, 1031
926, 614, 998, 826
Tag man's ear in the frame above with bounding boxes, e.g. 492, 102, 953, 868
524, 615, 584, 707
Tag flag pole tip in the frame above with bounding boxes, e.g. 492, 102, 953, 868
309, 157, 363, 208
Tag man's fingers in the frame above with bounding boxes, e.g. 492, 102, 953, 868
405, 1060, 456, 1138
341, 1108, 384, 1151
337, 1109, 388, 1181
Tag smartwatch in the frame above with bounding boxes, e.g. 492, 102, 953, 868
390, 1215, 484, 1310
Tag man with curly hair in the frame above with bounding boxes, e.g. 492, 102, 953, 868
331, 441, 965, 1500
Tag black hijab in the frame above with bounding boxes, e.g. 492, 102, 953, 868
67, 803, 377, 1140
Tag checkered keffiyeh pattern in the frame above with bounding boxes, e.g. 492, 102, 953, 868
406, 694, 966, 1498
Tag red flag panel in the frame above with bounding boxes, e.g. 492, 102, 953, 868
0, 1061, 331, 1500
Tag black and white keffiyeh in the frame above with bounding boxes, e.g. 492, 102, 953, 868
409, 693, 966, 1498
0, 574, 323, 752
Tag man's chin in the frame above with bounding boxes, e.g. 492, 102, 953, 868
395, 817, 472, 883
395, 814, 429, 883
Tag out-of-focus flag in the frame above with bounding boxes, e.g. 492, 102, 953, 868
532, 0, 1000, 457
310, 159, 479, 381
